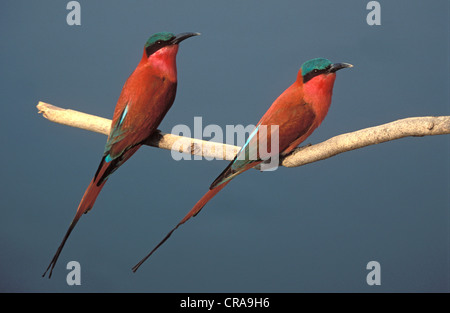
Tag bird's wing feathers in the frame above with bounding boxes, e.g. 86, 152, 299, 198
210, 123, 263, 189
211, 98, 317, 188
103, 103, 131, 158
104, 74, 177, 161
95, 74, 176, 185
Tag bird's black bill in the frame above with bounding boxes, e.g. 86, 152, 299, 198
329, 63, 353, 73
171, 32, 201, 45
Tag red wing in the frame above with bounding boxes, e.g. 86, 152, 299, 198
105, 73, 177, 160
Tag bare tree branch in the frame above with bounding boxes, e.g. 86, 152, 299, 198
36, 101, 240, 160
281, 116, 450, 167
37, 101, 450, 168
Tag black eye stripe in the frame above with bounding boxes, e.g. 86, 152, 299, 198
303, 67, 330, 83
146, 41, 168, 56
145, 36, 176, 57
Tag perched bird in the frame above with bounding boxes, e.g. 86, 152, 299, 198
132, 58, 353, 272
43, 32, 200, 278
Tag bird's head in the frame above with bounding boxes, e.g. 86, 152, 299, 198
140, 32, 200, 80
300, 58, 353, 84
298, 58, 352, 117
144, 32, 200, 58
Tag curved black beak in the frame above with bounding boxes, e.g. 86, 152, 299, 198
171, 32, 201, 45
329, 62, 353, 73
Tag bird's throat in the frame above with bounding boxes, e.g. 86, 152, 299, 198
145, 45, 179, 82
303, 73, 336, 123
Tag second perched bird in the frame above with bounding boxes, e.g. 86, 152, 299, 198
43, 32, 200, 278
132, 58, 353, 272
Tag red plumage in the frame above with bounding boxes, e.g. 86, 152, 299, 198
43, 32, 199, 278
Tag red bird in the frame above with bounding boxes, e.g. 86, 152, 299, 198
43, 32, 200, 278
132, 58, 352, 272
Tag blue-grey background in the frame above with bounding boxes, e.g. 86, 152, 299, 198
1, 0, 448, 292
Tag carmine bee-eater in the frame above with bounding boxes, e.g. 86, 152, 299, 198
43, 32, 200, 278
132, 58, 352, 272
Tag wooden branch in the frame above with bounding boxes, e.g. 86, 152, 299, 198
281, 115, 450, 167
37, 101, 450, 168
36, 101, 240, 160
